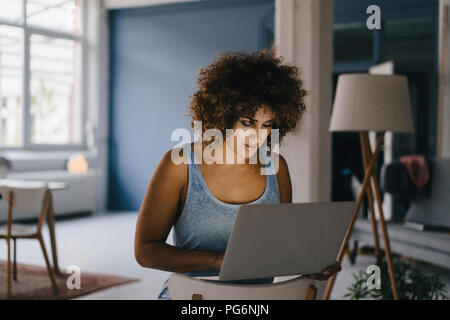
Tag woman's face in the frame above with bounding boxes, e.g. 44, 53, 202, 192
229, 106, 275, 161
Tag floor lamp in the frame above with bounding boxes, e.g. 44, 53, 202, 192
323, 74, 414, 300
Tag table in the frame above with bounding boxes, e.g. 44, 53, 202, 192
46, 182, 68, 275
0, 179, 68, 275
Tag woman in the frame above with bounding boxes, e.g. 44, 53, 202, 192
134, 49, 340, 300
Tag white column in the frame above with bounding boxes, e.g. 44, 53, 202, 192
85, 0, 110, 214
438, 0, 450, 157
275, 0, 334, 202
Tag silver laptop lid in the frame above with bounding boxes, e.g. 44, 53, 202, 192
219, 201, 355, 281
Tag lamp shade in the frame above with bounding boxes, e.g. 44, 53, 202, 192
329, 74, 414, 133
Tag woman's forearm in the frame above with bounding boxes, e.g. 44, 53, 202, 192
135, 241, 222, 273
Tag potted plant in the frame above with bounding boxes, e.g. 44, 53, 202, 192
344, 258, 448, 300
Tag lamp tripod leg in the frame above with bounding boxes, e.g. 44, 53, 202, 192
322, 133, 385, 300
360, 133, 382, 264
362, 133, 399, 300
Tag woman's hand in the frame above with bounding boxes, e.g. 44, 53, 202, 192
301, 261, 341, 281
212, 252, 225, 270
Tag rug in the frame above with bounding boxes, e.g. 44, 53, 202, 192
0, 261, 139, 299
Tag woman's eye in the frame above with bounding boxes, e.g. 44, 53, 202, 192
263, 123, 273, 128
241, 120, 252, 127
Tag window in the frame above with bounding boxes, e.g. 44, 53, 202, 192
0, 0, 84, 149
334, 22, 373, 63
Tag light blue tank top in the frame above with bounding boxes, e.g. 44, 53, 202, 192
157, 144, 280, 299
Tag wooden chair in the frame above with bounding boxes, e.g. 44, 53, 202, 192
0, 181, 58, 298
168, 274, 327, 300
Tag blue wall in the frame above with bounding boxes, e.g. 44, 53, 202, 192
108, 0, 274, 211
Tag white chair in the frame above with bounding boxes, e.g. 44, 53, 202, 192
0, 180, 58, 298
0, 154, 11, 179
168, 274, 327, 300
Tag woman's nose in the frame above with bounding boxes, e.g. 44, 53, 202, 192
257, 128, 269, 140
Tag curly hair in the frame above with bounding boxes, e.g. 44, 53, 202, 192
189, 48, 307, 142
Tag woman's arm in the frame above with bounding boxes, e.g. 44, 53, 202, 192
134, 148, 223, 273
276, 154, 293, 203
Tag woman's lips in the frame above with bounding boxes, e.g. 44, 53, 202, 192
245, 143, 257, 149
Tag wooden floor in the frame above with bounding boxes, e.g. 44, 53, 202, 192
1, 212, 448, 300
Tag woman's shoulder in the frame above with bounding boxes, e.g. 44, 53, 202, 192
269, 152, 291, 202
266, 152, 288, 174
155, 145, 190, 187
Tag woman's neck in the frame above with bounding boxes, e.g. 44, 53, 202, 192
192, 140, 263, 167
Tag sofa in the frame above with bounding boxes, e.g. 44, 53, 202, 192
381, 157, 450, 230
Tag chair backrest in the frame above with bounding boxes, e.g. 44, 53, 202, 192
0, 180, 49, 233
0, 154, 12, 178
168, 273, 327, 300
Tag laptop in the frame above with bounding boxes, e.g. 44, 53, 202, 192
218, 201, 355, 281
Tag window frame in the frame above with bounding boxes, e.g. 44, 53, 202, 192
0, 0, 87, 151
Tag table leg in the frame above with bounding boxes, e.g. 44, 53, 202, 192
46, 192, 61, 275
